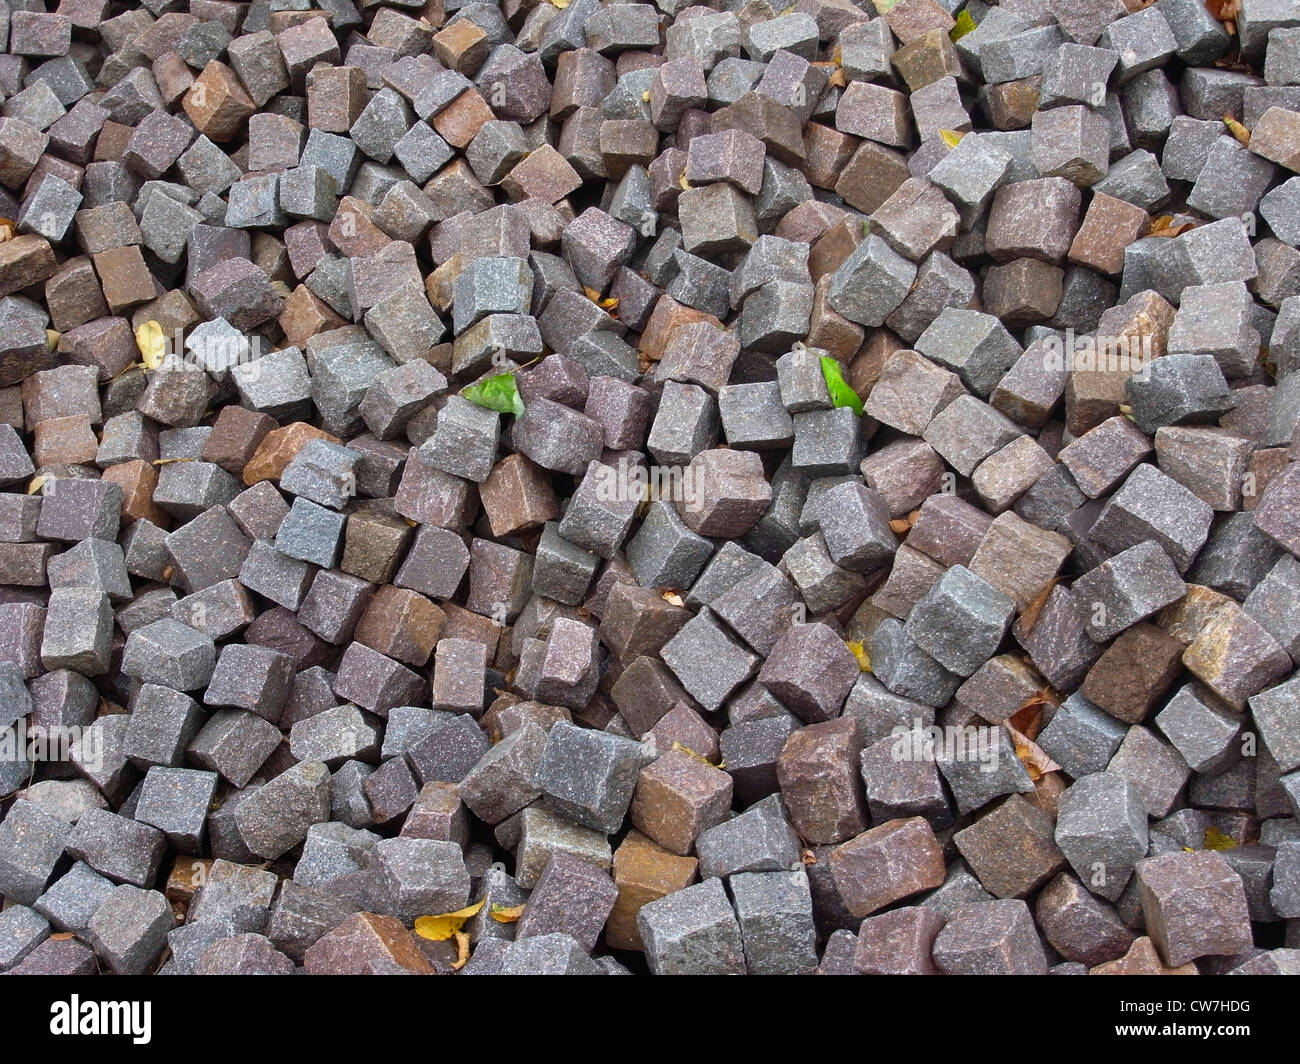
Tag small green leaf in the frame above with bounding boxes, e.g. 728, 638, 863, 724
820, 356, 863, 416
463, 372, 525, 417
950, 9, 976, 40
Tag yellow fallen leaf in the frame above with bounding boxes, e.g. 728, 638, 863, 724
832, 47, 843, 67
847, 640, 871, 672
1203, 827, 1238, 851
549, 0, 570, 8
1223, 114, 1250, 146
45, 329, 60, 352
414, 899, 486, 941
0, 218, 15, 243
451, 930, 471, 971
1206, 0, 1241, 23
27, 476, 45, 496
1006, 722, 1060, 782
939, 128, 964, 148
1007, 689, 1055, 740
1147, 215, 1195, 238
152, 457, 196, 465
109, 360, 144, 382
801, 849, 817, 865
583, 285, 603, 302
827, 67, 847, 89
599, 296, 620, 311
134, 320, 169, 369
490, 903, 526, 924
660, 589, 684, 607
678, 173, 692, 190
641, 90, 651, 103
671, 741, 716, 767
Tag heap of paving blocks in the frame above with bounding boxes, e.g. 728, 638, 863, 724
2, 0, 1300, 979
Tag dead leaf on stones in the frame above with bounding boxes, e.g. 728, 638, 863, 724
451, 930, 471, 970
1222, 114, 1251, 146
490, 903, 526, 923
671, 740, 719, 767
414, 899, 486, 941
1147, 216, 1196, 238
1203, 826, 1238, 851
1005, 722, 1059, 781
1008, 689, 1057, 739
846, 639, 872, 672
1206, 0, 1240, 25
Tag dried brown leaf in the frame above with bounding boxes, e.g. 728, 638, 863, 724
1005, 722, 1060, 781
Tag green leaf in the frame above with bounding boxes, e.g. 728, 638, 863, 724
950, 9, 976, 40
820, 356, 863, 416
463, 371, 525, 417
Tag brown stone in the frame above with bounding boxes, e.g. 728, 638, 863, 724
199, 406, 277, 476
638, 295, 721, 361
93, 246, 157, 313
1089, 935, 1198, 975
499, 145, 584, 204
33, 415, 97, 466
302, 912, 435, 974
45, 257, 108, 332
0, 235, 58, 298
802, 123, 858, 190
279, 285, 348, 349
353, 585, 445, 667
478, 454, 560, 537
983, 77, 1040, 130
1243, 446, 1291, 511
183, 60, 256, 143
340, 509, 413, 585
165, 855, 213, 911
953, 794, 1067, 899
307, 65, 368, 133
1068, 192, 1149, 276
432, 20, 489, 75
1156, 584, 1236, 646
1081, 622, 1185, 723
829, 817, 947, 917
607, 829, 698, 951
853, 906, 946, 974
629, 748, 733, 857
102, 459, 169, 527
432, 90, 494, 149
776, 717, 867, 846
328, 197, 391, 258
242, 422, 341, 485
